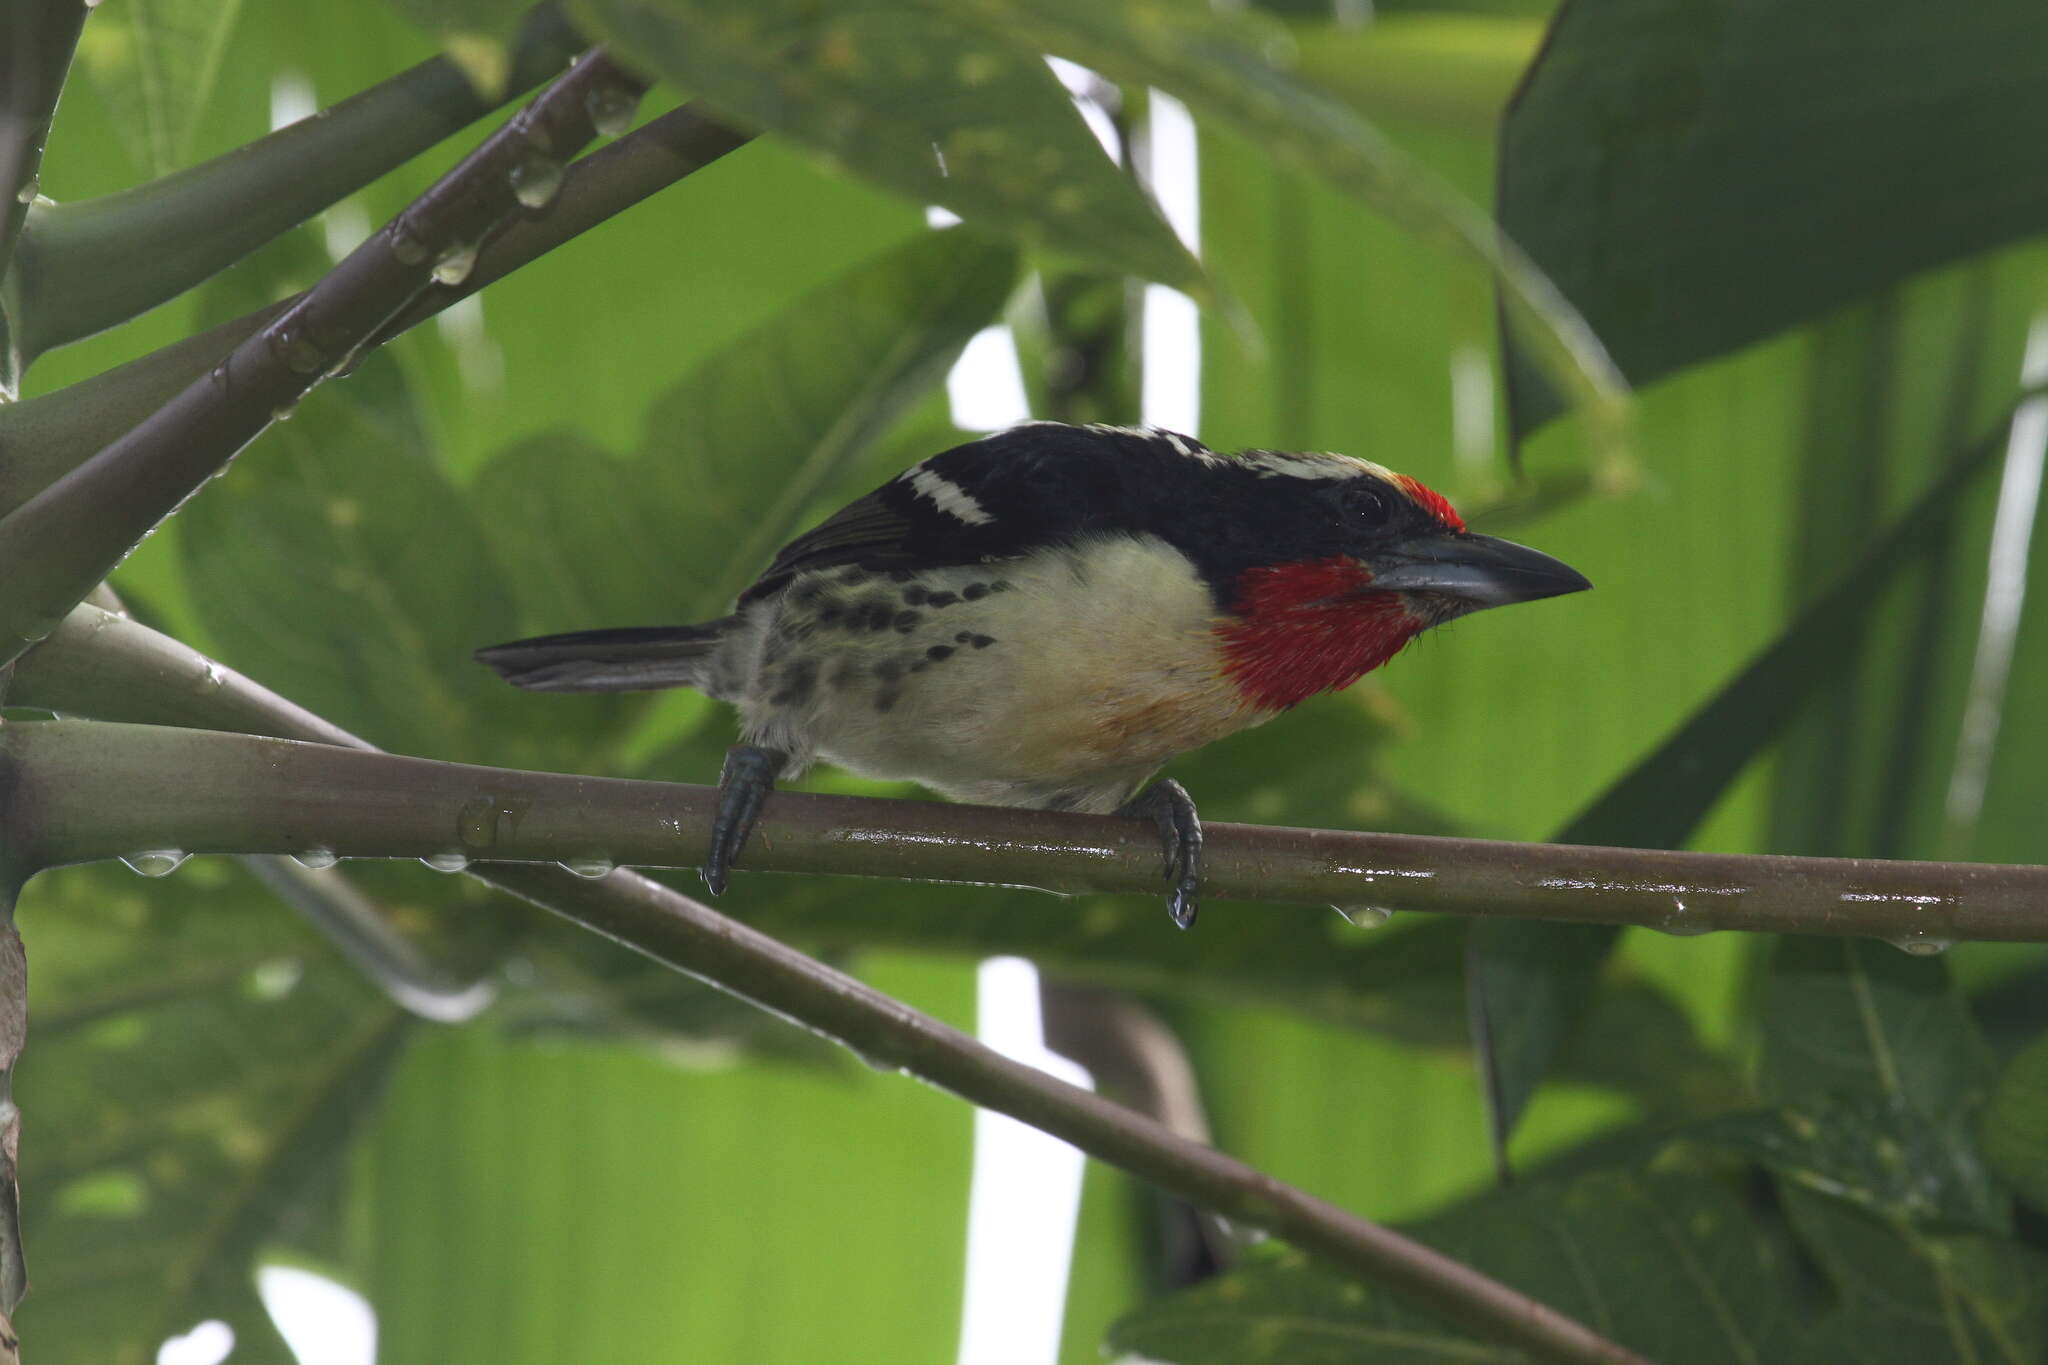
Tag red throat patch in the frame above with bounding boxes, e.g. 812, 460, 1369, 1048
1217, 557, 1426, 711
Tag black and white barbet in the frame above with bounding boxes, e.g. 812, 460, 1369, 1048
477, 422, 1589, 927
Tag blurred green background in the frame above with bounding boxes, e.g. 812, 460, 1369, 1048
9, 0, 2048, 1361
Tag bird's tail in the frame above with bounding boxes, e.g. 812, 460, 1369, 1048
474, 620, 735, 693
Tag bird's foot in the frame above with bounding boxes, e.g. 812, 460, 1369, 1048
1120, 780, 1203, 930
703, 745, 788, 895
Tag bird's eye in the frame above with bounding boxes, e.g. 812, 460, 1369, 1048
1348, 485, 1390, 521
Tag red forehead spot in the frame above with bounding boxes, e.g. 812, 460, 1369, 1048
1393, 474, 1465, 532
1218, 557, 1427, 711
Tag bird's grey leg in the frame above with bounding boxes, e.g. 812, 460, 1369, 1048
703, 744, 789, 895
1119, 780, 1203, 930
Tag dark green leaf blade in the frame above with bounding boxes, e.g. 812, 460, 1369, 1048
1468, 413, 2011, 1153
628, 227, 1019, 620
74, 0, 247, 175
1761, 938, 1995, 1120
1499, 0, 2048, 436
1982, 1030, 2048, 1211
572, 0, 1200, 296
13, 862, 410, 1365
1110, 1170, 1799, 1365
933, 0, 1627, 450
469, 227, 1017, 641
175, 355, 562, 766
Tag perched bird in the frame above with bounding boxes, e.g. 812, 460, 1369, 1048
477, 422, 1589, 927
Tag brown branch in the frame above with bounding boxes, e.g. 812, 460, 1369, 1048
7, 613, 1645, 1365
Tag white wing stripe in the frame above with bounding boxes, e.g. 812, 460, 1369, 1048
909, 467, 995, 525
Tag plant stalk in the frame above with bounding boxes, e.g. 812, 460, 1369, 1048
0, 102, 749, 518
0, 711, 1644, 1365
0, 48, 648, 668
3, 715, 2043, 945
10, 6, 583, 359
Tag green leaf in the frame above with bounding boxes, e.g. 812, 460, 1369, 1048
355, 954, 977, 1365
1778, 1189, 2048, 1365
572, 0, 1202, 297
383, 0, 526, 95
1762, 938, 1995, 1119
1982, 1031, 2048, 1211
1111, 1170, 1800, 1365
1758, 938, 2008, 1262
930, 0, 1628, 453
1499, 0, 2048, 437
633, 227, 1019, 619
470, 227, 1019, 636
1691, 1097, 2004, 1233
174, 354, 565, 766
1467, 388, 2017, 1154
73, 0, 247, 176
12, 861, 410, 1365
1288, 15, 1542, 138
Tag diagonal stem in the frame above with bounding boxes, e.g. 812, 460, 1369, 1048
11, 7, 584, 360
0, 102, 752, 518
0, 48, 649, 667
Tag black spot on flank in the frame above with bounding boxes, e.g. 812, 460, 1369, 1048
829, 660, 860, 689
926, 645, 955, 661
901, 585, 929, 605
955, 631, 975, 644
886, 569, 915, 583
968, 634, 996, 649
875, 690, 900, 712
857, 600, 895, 631
893, 610, 921, 633
790, 579, 826, 607
874, 660, 903, 683
989, 580, 1012, 593
837, 568, 869, 586
925, 591, 958, 608
769, 659, 818, 706
962, 582, 989, 601
816, 604, 844, 627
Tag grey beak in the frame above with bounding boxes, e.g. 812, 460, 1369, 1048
1364, 532, 1591, 608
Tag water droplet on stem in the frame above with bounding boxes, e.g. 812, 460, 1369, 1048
1888, 933, 1954, 957
586, 84, 641, 137
560, 856, 614, 880
431, 242, 478, 287
122, 850, 188, 877
421, 850, 470, 873
1330, 903, 1394, 929
510, 154, 563, 209
293, 847, 338, 871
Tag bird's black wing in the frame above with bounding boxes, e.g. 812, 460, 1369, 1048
738, 424, 1215, 604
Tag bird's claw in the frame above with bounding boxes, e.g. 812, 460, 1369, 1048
1121, 780, 1203, 929
704, 744, 787, 895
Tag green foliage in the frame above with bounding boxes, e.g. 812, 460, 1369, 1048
2, 1, 2048, 1363
1500, 0, 2048, 436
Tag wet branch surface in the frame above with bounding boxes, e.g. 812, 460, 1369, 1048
7, 609, 1646, 1365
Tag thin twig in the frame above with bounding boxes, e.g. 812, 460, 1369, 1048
0, 103, 751, 518
13, 7, 584, 359
0, 49, 649, 666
